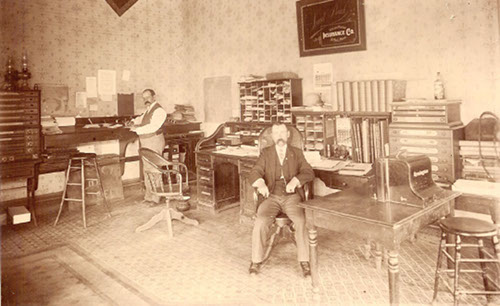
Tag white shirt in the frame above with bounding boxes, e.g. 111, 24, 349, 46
132, 101, 167, 135
275, 144, 287, 165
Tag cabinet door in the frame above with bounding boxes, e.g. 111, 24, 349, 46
239, 160, 257, 222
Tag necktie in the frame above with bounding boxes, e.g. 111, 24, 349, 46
278, 147, 285, 165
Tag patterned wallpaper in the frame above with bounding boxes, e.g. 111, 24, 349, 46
183, 0, 500, 125
0, 0, 189, 115
1, 0, 499, 201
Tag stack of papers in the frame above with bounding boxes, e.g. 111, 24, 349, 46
338, 163, 372, 176
304, 151, 350, 171
453, 179, 500, 198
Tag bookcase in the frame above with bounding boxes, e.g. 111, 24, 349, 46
292, 109, 336, 156
334, 80, 406, 112
291, 108, 390, 162
239, 79, 302, 124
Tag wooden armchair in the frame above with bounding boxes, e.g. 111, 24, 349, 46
253, 125, 311, 262
135, 148, 198, 238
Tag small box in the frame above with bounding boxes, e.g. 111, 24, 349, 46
8, 206, 31, 224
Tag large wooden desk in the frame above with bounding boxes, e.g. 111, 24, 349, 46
299, 188, 460, 305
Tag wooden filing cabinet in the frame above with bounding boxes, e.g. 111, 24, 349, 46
195, 151, 241, 214
389, 101, 463, 186
0, 90, 41, 224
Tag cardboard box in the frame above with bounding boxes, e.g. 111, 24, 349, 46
8, 206, 31, 224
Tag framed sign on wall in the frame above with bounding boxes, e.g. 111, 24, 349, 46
296, 0, 366, 57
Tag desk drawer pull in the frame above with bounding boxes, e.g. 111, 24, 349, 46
201, 191, 211, 196
200, 176, 210, 181
199, 166, 211, 171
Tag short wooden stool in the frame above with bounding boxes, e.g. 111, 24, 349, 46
54, 152, 112, 228
432, 217, 500, 305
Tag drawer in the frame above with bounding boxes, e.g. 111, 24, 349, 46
197, 172, 213, 186
390, 143, 451, 156
0, 164, 35, 178
196, 154, 211, 166
198, 187, 214, 203
389, 128, 451, 138
390, 137, 451, 147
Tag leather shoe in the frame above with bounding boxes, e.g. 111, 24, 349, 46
300, 261, 311, 277
248, 262, 262, 275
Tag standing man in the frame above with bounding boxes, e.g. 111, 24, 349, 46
248, 123, 314, 276
130, 89, 167, 204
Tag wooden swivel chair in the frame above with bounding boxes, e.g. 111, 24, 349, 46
254, 125, 310, 263
135, 148, 199, 238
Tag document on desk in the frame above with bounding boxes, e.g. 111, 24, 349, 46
214, 145, 259, 157
453, 179, 500, 198
305, 151, 349, 171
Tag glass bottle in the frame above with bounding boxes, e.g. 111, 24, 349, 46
434, 72, 445, 100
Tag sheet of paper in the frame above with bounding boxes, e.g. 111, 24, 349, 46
122, 70, 130, 81
313, 62, 332, 88
98, 69, 116, 95
75, 91, 87, 108
100, 94, 112, 102
85, 77, 97, 98
54, 117, 76, 126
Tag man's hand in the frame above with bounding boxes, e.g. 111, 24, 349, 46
257, 185, 269, 198
253, 178, 269, 198
286, 177, 300, 194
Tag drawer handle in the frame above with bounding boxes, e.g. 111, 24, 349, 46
200, 176, 210, 181
199, 166, 211, 171
201, 191, 211, 196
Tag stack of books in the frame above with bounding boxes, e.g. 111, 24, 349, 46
350, 118, 389, 163
334, 80, 406, 112
173, 104, 197, 121
459, 140, 500, 181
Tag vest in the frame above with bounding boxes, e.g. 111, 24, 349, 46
139, 103, 165, 138
272, 152, 289, 196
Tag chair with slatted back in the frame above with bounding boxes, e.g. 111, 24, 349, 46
135, 148, 199, 238
253, 125, 311, 263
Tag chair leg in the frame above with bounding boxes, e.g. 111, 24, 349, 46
81, 159, 87, 229
54, 159, 73, 226
169, 209, 199, 226
453, 235, 462, 306
165, 208, 173, 239
92, 159, 112, 218
478, 239, 491, 292
135, 209, 167, 233
432, 231, 446, 303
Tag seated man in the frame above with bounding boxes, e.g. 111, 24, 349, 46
248, 123, 315, 276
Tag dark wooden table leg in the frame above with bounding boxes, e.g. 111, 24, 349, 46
308, 225, 320, 296
27, 177, 38, 226
388, 249, 400, 306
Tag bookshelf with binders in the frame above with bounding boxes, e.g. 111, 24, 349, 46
334, 79, 406, 113
348, 113, 391, 163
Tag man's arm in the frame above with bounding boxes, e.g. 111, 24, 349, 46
134, 107, 167, 135
286, 148, 314, 192
248, 150, 269, 197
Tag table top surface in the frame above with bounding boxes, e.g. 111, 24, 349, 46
299, 187, 460, 227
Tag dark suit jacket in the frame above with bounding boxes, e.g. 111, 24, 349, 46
248, 145, 314, 194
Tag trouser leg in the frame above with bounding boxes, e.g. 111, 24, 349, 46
282, 194, 309, 262
252, 196, 281, 263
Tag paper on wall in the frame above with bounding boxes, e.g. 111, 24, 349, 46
76, 91, 87, 108
122, 70, 130, 81
313, 62, 332, 88
97, 69, 116, 95
100, 94, 112, 102
86, 77, 97, 98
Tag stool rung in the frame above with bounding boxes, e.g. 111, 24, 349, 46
458, 291, 500, 295
70, 166, 81, 169
64, 198, 83, 202
86, 178, 99, 181
460, 258, 499, 263
66, 183, 82, 186
86, 192, 100, 195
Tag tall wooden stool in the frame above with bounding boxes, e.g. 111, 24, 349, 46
54, 152, 112, 228
432, 217, 500, 305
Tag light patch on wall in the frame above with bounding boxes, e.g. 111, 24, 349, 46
203, 76, 232, 123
